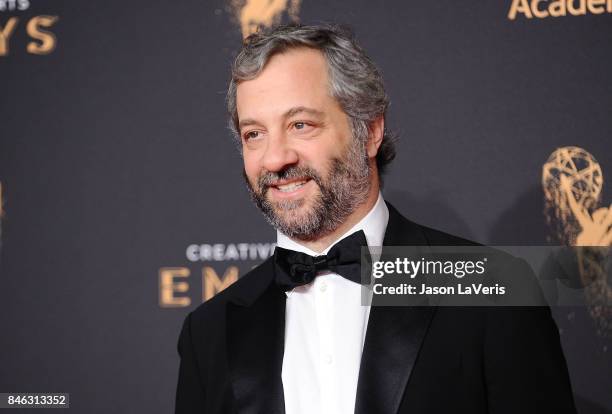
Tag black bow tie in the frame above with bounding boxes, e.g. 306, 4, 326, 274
274, 230, 372, 292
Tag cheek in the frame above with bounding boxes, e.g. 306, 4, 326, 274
243, 156, 261, 188
243, 151, 259, 176
294, 145, 331, 178
301, 139, 342, 164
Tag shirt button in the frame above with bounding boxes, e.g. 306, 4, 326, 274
319, 282, 327, 292
323, 354, 333, 364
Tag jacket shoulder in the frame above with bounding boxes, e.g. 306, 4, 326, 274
416, 222, 481, 247
384, 200, 480, 247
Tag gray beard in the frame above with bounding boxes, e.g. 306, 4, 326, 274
244, 140, 372, 241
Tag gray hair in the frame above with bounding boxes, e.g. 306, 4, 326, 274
226, 23, 396, 177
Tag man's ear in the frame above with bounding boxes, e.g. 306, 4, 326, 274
366, 115, 385, 158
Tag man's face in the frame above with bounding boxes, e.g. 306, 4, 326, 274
236, 47, 371, 240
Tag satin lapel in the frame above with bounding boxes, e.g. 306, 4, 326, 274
355, 201, 436, 414
227, 262, 286, 414
355, 306, 435, 414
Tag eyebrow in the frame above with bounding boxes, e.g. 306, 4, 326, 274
238, 106, 325, 130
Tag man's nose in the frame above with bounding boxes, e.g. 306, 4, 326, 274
260, 132, 299, 172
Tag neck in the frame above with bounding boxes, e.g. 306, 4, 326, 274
296, 177, 380, 254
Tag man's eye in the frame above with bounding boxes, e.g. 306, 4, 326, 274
292, 122, 312, 131
243, 131, 260, 140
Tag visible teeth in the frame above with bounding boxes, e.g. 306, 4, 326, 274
276, 180, 307, 192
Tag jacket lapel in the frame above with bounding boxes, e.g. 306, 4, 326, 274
225, 202, 435, 414
226, 258, 286, 414
354, 202, 436, 414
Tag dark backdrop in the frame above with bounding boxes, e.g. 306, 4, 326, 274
1, 1, 611, 413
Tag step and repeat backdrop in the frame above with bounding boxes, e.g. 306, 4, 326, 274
1, 0, 611, 412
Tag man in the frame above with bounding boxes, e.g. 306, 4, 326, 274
175, 24, 576, 414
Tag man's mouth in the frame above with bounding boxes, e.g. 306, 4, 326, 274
268, 178, 312, 194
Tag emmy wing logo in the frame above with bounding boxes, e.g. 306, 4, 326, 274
542, 146, 612, 337
228, 0, 301, 38
542, 146, 611, 247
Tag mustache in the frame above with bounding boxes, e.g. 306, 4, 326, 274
257, 165, 323, 192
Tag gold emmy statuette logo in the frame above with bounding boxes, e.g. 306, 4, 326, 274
542, 146, 610, 246
228, 0, 301, 39
508, 0, 612, 20
542, 146, 612, 336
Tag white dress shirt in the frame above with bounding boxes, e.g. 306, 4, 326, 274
277, 193, 389, 414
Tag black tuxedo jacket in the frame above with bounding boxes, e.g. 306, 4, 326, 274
175, 202, 576, 414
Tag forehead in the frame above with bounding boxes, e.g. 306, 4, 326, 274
236, 47, 334, 120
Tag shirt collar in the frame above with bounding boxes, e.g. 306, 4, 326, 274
276, 192, 389, 256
